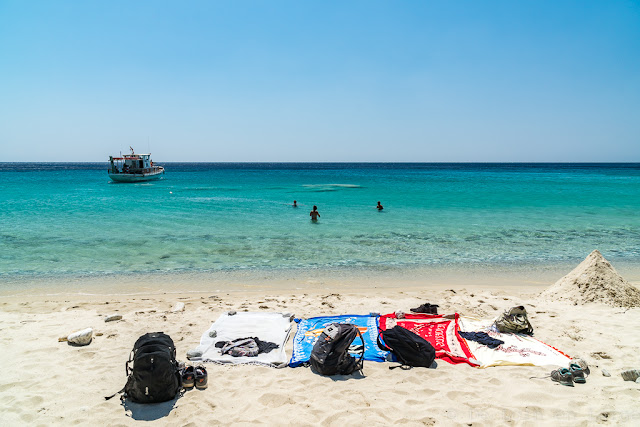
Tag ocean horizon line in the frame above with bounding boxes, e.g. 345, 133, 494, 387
1, 161, 639, 165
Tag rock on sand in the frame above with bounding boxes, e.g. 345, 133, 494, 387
67, 328, 93, 346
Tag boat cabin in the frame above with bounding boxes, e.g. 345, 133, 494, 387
109, 153, 153, 174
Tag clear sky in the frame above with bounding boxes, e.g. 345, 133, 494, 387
1, 0, 639, 162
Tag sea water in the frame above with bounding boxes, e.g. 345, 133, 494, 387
1, 163, 639, 287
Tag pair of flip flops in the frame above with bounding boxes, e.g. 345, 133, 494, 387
182, 365, 208, 390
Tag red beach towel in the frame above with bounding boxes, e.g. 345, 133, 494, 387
379, 313, 478, 366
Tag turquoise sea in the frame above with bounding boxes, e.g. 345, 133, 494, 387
1, 163, 639, 287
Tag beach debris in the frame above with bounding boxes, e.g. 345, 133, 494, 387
171, 302, 185, 312
96, 332, 104, 337
187, 349, 202, 359
67, 328, 93, 346
58, 336, 68, 342
541, 250, 640, 307
621, 369, 640, 382
208, 330, 217, 338
601, 369, 611, 377
228, 310, 237, 316
104, 314, 122, 322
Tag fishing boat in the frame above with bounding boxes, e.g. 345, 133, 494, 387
108, 147, 165, 182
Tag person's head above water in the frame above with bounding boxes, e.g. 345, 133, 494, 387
313, 205, 317, 211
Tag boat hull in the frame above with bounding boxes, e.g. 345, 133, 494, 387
108, 168, 165, 182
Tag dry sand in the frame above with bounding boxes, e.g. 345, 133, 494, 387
2, 259, 640, 426
542, 250, 640, 308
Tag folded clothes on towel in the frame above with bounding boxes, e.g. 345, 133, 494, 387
458, 331, 504, 349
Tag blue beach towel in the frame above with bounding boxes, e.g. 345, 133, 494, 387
289, 314, 389, 367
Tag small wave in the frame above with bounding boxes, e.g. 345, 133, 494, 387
302, 184, 362, 188
185, 196, 252, 203
302, 184, 363, 192
182, 187, 240, 192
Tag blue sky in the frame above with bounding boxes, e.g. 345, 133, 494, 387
1, 1, 639, 162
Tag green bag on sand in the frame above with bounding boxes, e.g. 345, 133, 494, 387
493, 306, 534, 335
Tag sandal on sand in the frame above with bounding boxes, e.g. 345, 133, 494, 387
569, 364, 586, 384
182, 365, 195, 389
195, 366, 208, 390
571, 358, 590, 376
410, 303, 439, 314
621, 369, 640, 382
551, 368, 574, 387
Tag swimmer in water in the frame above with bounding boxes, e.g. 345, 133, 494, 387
310, 205, 320, 221
377, 201, 383, 210
293, 200, 297, 207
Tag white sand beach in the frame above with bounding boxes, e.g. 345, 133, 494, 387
1, 253, 640, 426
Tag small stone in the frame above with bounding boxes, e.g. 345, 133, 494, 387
171, 302, 185, 312
104, 314, 122, 322
602, 369, 611, 377
186, 349, 202, 359
228, 310, 237, 316
208, 330, 217, 338
67, 328, 93, 346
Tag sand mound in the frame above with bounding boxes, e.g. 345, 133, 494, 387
542, 250, 640, 307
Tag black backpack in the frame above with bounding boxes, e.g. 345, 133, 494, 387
310, 323, 364, 376
123, 332, 182, 403
377, 326, 436, 369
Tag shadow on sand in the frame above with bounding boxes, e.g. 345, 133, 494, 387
121, 396, 179, 421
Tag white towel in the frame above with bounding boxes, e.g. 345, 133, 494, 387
459, 317, 571, 368
193, 312, 293, 367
